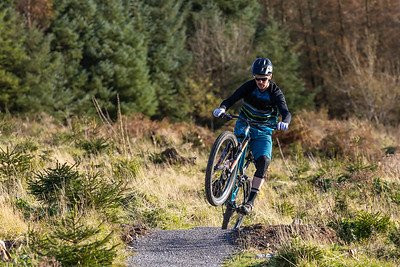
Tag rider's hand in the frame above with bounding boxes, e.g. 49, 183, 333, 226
277, 122, 289, 131
213, 107, 226, 118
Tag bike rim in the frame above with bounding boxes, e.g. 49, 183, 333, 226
211, 141, 236, 200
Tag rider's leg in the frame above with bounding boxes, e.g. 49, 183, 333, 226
240, 156, 270, 214
240, 127, 273, 214
248, 156, 270, 203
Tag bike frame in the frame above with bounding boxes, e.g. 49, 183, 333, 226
224, 114, 254, 208
215, 113, 275, 229
228, 141, 249, 203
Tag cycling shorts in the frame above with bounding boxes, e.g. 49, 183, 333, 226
234, 117, 273, 160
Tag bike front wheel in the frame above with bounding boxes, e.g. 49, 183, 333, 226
205, 131, 238, 206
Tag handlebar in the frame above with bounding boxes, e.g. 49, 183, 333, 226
222, 113, 275, 129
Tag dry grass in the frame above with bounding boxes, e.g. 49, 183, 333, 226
0, 110, 399, 264
276, 109, 390, 160
0, 201, 28, 240
380, 154, 400, 181
128, 150, 224, 228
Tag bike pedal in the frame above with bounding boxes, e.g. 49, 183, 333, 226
235, 206, 246, 215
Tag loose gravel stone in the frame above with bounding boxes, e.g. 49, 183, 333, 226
128, 227, 238, 267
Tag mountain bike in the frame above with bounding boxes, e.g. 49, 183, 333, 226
205, 114, 263, 229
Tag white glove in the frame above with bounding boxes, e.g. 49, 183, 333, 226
213, 107, 226, 118
277, 122, 289, 131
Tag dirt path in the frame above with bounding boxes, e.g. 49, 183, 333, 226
128, 227, 238, 267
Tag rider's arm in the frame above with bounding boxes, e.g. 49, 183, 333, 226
272, 86, 291, 124
219, 80, 253, 110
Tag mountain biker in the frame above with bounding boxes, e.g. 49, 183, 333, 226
213, 57, 291, 215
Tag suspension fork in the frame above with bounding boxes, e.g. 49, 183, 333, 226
228, 138, 249, 174
229, 139, 250, 203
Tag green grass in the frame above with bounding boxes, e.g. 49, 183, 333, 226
223, 251, 266, 267
226, 241, 398, 267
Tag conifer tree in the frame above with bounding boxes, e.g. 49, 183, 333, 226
211, 0, 259, 25
0, 5, 29, 112
191, 0, 259, 26
33, 210, 117, 266
141, 0, 191, 120
17, 27, 66, 114
254, 18, 314, 112
48, 0, 93, 114
49, 0, 157, 116
0, 4, 64, 115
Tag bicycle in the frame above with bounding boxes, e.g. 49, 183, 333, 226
205, 114, 268, 229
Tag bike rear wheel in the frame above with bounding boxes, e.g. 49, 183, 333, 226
205, 131, 238, 206
221, 179, 251, 229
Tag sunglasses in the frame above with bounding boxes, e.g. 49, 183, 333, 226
254, 76, 270, 81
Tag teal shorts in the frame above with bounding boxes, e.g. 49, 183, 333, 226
234, 118, 273, 160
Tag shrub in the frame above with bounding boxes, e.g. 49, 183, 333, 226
334, 211, 391, 243
14, 197, 49, 221
0, 146, 33, 193
389, 227, 400, 248
32, 211, 118, 266
28, 163, 127, 214
15, 139, 39, 153
346, 160, 377, 174
112, 157, 141, 180
0, 146, 33, 177
312, 176, 333, 192
333, 194, 349, 214
390, 189, 400, 204
75, 137, 112, 156
51, 132, 76, 146
149, 148, 195, 165
336, 160, 378, 185
319, 122, 383, 160
309, 165, 338, 192
0, 115, 16, 136
28, 163, 83, 208
277, 110, 385, 160
265, 241, 397, 267
267, 239, 323, 267
373, 178, 391, 195
275, 201, 295, 218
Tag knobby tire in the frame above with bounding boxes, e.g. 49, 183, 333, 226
205, 131, 238, 206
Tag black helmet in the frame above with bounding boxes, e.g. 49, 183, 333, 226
251, 58, 273, 76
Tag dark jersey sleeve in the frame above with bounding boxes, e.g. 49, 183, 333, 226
219, 81, 252, 110
272, 87, 292, 124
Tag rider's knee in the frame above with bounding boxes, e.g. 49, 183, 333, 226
254, 156, 270, 178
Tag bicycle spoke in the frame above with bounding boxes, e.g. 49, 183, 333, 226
214, 143, 232, 170
205, 131, 238, 206
212, 180, 222, 196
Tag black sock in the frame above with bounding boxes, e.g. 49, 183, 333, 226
247, 188, 259, 204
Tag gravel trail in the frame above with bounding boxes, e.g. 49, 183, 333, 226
128, 227, 238, 267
